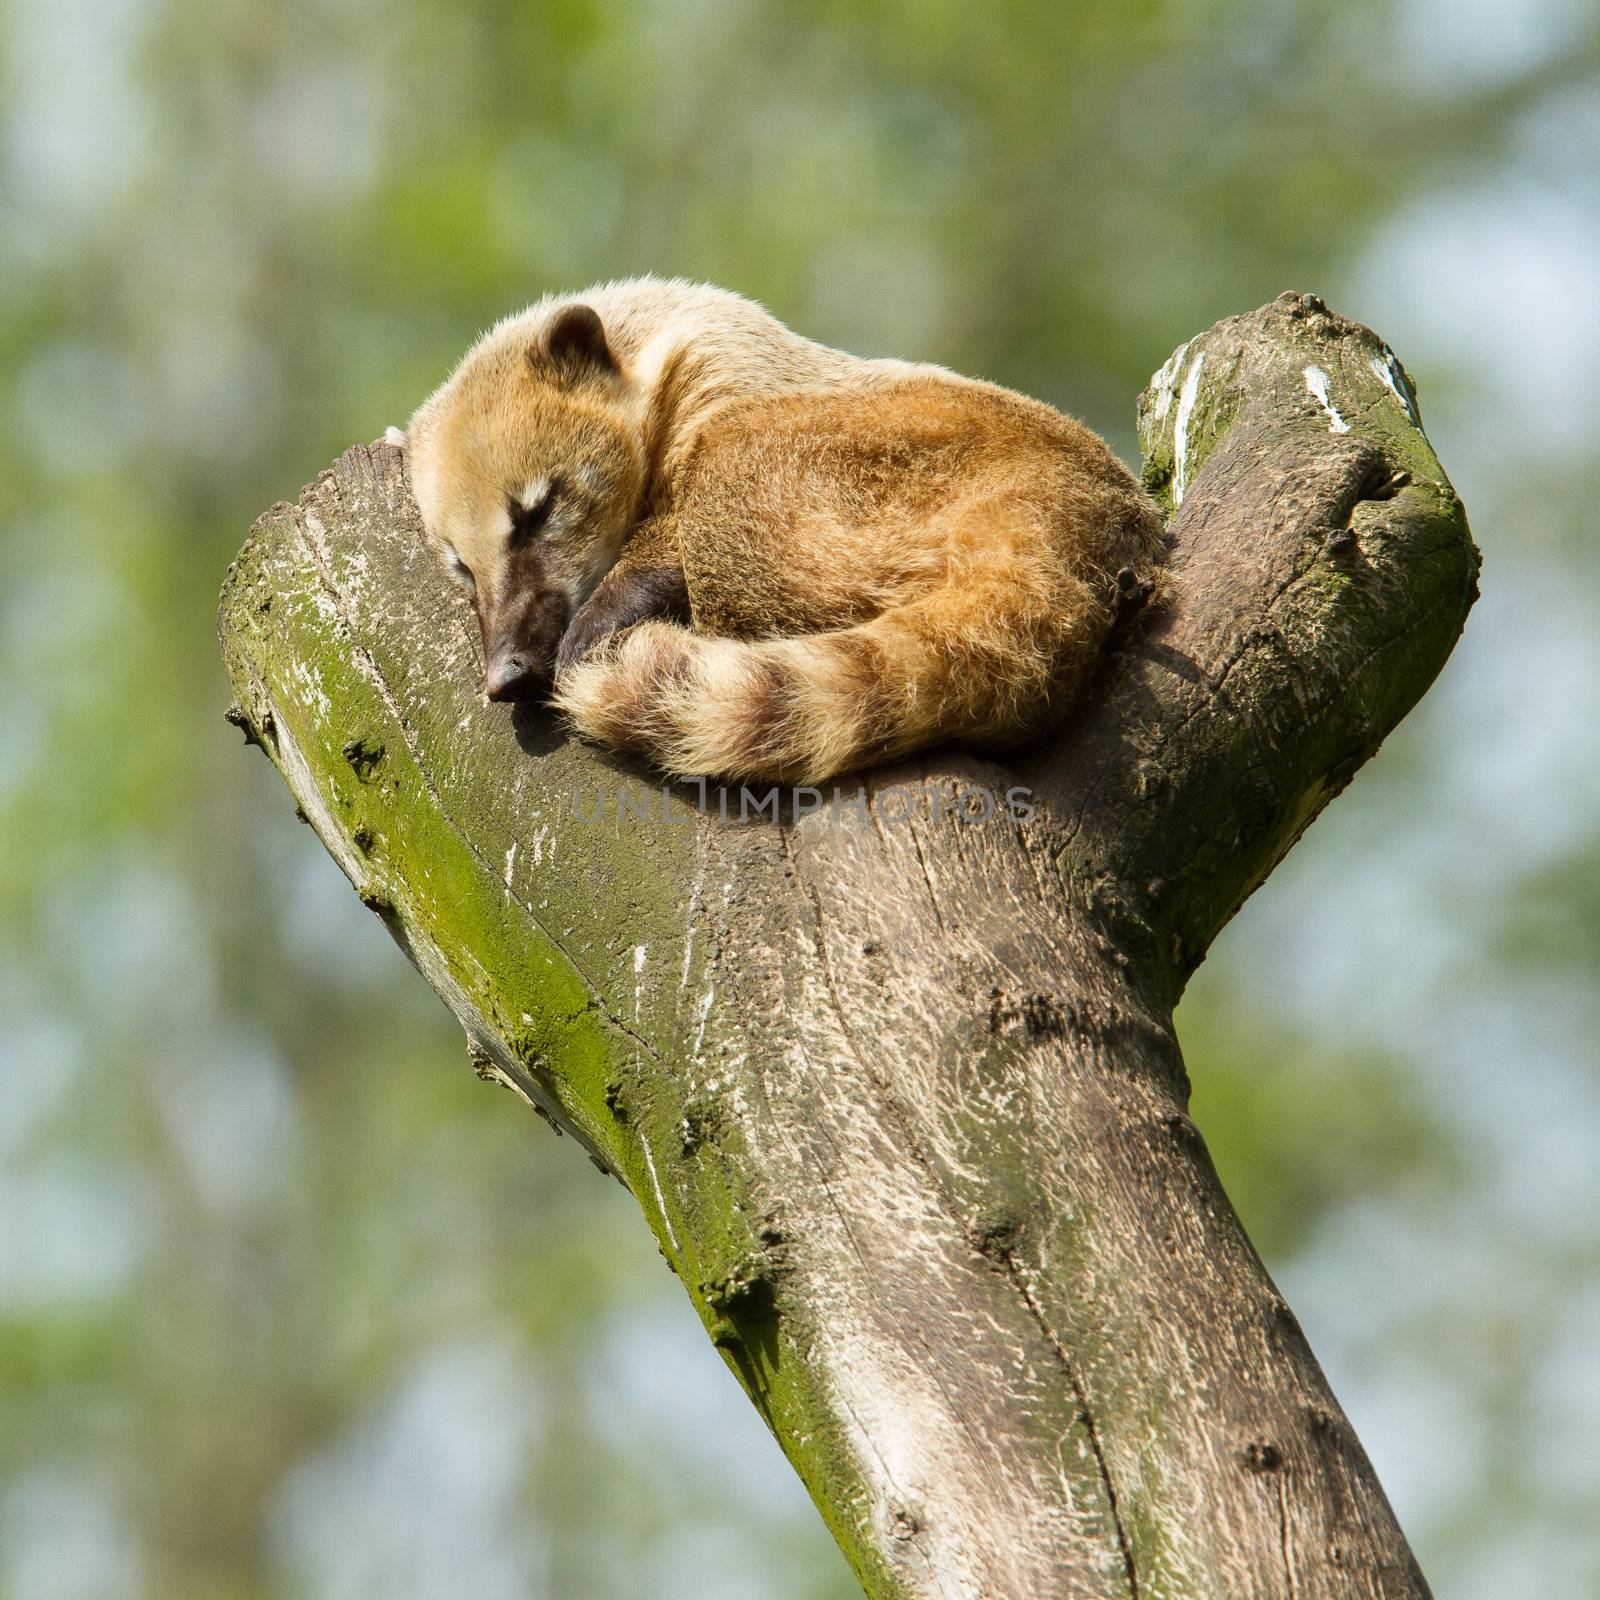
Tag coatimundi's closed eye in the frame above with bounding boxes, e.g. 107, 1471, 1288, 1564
508, 479, 559, 544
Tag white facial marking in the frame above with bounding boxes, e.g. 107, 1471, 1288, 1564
446, 549, 476, 594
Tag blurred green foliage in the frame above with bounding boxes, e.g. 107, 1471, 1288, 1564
2, 0, 1597, 1595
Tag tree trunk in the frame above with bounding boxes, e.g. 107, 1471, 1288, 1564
218, 293, 1477, 1599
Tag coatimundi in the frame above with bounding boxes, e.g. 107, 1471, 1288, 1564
399, 278, 1164, 785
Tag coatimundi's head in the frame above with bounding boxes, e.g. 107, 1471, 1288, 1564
402, 304, 646, 702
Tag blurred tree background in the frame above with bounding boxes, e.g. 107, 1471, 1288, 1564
2, 0, 1597, 1594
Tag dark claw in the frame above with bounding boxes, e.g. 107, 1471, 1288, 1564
557, 563, 690, 681
554, 619, 614, 681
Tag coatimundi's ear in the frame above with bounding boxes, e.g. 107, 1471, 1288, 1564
535, 303, 618, 385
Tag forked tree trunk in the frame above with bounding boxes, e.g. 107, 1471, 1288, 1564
219, 294, 1477, 1599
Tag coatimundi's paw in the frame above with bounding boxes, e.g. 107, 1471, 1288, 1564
554, 563, 691, 685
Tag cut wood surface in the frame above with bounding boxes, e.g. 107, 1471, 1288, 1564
219, 293, 1478, 1599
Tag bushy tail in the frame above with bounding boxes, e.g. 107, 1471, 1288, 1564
552, 566, 1142, 786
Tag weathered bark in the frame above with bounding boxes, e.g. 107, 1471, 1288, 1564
219, 293, 1477, 1599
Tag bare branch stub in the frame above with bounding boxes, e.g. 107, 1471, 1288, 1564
1029, 290, 1477, 1002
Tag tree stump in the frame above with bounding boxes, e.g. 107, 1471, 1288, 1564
219, 293, 1478, 1599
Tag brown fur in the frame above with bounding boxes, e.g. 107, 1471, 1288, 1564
403, 278, 1165, 784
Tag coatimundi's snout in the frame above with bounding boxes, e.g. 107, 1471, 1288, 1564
397, 278, 1167, 785
401, 301, 647, 705
476, 528, 570, 702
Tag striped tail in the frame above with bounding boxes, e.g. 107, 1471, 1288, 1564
551, 568, 1133, 786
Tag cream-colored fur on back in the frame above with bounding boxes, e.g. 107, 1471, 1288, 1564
405, 277, 1166, 785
